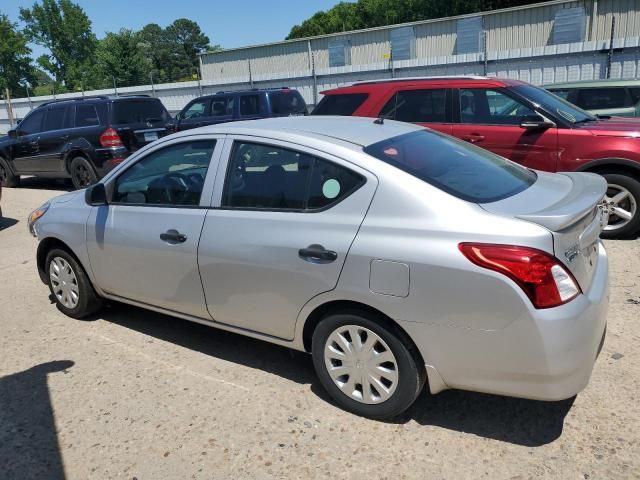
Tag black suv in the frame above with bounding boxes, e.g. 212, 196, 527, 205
174, 87, 307, 132
0, 95, 172, 189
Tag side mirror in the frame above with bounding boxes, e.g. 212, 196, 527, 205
8, 129, 18, 139
520, 114, 554, 130
85, 183, 108, 206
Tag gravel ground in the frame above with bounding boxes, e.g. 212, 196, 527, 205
1, 180, 639, 480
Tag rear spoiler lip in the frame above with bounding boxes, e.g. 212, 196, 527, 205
514, 172, 607, 231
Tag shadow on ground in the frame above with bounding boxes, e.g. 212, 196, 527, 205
0, 216, 19, 231
13, 177, 72, 192
100, 303, 573, 447
0, 360, 74, 480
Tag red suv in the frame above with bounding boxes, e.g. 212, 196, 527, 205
313, 77, 640, 238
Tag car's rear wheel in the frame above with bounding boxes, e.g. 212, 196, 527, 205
312, 312, 425, 419
46, 248, 103, 318
0, 157, 19, 187
69, 157, 98, 190
600, 173, 640, 239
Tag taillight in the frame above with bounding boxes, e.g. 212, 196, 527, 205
459, 243, 580, 309
99, 128, 123, 148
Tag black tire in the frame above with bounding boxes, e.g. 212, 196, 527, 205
69, 156, 98, 190
0, 157, 19, 187
312, 311, 426, 419
600, 173, 640, 240
45, 248, 103, 319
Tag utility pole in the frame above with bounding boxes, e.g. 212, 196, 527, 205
605, 15, 616, 79
150, 71, 156, 97
113, 76, 118, 96
4, 88, 15, 127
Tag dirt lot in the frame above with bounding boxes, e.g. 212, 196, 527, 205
1, 180, 639, 480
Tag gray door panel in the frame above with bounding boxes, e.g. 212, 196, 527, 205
87, 206, 210, 317
86, 135, 225, 317
199, 138, 377, 340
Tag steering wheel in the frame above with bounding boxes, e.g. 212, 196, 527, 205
163, 171, 201, 204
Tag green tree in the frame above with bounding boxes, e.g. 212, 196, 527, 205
19, 0, 97, 90
140, 19, 214, 83
165, 19, 211, 80
95, 29, 147, 87
287, 0, 545, 39
0, 14, 36, 97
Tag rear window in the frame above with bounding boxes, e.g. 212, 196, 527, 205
111, 100, 169, 124
363, 130, 536, 203
312, 93, 368, 116
268, 90, 307, 115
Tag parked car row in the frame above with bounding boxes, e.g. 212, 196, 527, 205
2, 78, 640, 237
0, 88, 307, 191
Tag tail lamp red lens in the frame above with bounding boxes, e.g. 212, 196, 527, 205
459, 243, 580, 309
99, 128, 123, 148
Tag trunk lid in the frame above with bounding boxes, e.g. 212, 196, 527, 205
481, 171, 607, 291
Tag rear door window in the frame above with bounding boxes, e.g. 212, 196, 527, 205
268, 90, 307, 115
222, 142, 364, 211
44, 105, 72, 131
239, 95, 260, 116
75, 104, 101, 127
364, 130, 536, 203
112, 100, 169, 124
575, 88, 630, 109
312, 93, 368, 116
210, 97, 234, 117
379, 89, 448, 123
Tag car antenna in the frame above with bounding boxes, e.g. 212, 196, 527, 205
374, 117, 384, 125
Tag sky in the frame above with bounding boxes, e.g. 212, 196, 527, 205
2, 0, 346, 58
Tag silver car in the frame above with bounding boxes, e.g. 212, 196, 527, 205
29, 116, 609, 419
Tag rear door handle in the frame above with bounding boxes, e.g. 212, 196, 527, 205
298, 244, 338, 264
462, 133, 485, 143
160, 229, 187, 244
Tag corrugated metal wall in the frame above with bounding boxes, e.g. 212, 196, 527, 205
592, 0, 640, 40
200, 0, 639, 80
486, 1, 587, 51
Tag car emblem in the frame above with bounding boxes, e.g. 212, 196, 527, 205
146, 121, 153, 128
565, 244, 580, 263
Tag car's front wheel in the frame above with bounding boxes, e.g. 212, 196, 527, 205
312, 312, 425, 419
0, 157, 19, 187
46, 248, 103, 318
600, 173, 640, 239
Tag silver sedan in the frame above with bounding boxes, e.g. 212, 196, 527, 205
29, 116, 609, 418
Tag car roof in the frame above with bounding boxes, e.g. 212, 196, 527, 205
176, 115, 422, 147
546, 79, 640, 89
321, 76, 526, 95
37, 95, 158, 108
197, 87, 297, 99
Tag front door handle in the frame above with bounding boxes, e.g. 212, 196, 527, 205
298, 244, 338, 264
462, 133, 485, 143
160, 229, 187, 244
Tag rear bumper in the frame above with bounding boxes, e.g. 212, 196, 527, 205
94, 147, 130, 176
408, 242, 609, 401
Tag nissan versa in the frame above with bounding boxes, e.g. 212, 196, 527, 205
29, 117, 609, 419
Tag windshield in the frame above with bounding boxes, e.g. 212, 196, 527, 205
512, 84, 596, 124
268, 90, 308, 115
363, 130, 537, 203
